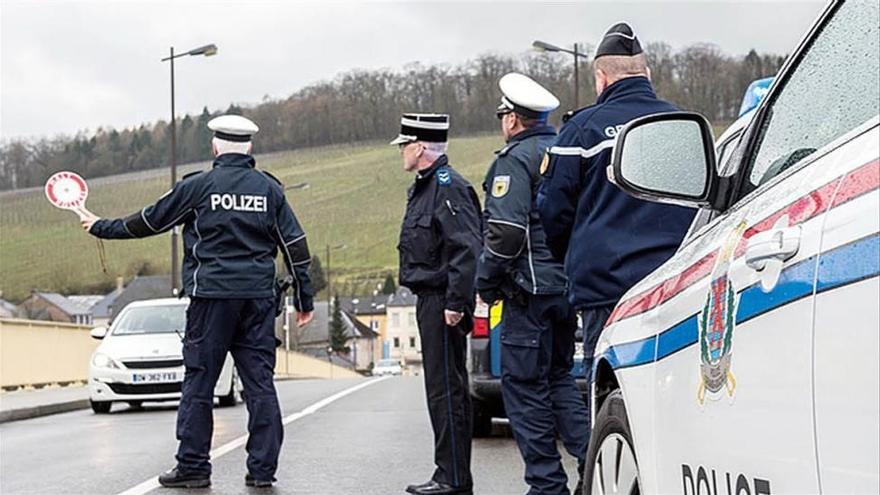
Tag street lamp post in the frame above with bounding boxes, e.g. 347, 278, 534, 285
161, 43, 218, 292
532, 40, 588, 108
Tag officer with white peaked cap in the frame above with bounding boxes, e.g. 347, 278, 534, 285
207, 114, 260, 142
81, 113, 315, 489
476, 72, 590, 495
495, 72, 560, 120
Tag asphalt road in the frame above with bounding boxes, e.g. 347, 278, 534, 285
0, 376, 580, 495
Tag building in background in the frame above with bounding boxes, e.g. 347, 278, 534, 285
108, 275, 172, 320
20, 291, 94, 325
292, 301, 379, 373
345, 312, 380, 372
385, 287, 420, 375
341, 293, 388, 354
0, 296, 25, 319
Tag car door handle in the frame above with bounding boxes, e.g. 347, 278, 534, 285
745, 225, 801, 271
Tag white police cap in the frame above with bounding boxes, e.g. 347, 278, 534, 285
207, 115, 259, 142
497, 73, 560, 119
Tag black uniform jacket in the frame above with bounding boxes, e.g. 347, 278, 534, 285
476, 125, 567, 304
89, 153, 314, 311
397, 155, 482, 313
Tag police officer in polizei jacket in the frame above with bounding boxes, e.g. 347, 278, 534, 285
80, 115, 315, 489
537, 23, 696, 459
476, 73, 589, 495
391, 113, 482, 495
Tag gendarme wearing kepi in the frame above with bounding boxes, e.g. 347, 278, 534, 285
390, 113, 449, 145
393, 109, 482, 495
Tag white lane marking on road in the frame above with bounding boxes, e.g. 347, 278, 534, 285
116, 377, 390, 495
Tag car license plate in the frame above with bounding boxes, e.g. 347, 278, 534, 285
131, 372, 179, 383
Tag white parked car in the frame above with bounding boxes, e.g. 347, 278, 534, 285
89, 298, 239, 413
372, 358, 403, 376
588, 0, 879, 493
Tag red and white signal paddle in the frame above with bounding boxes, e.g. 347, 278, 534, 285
45, 171, 89, 216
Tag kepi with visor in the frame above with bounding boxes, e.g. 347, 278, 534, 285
390, 113, 450, 146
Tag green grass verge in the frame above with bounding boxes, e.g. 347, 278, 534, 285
0, 134, 502, 302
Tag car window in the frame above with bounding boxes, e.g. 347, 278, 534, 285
112, 305, 187, 335
747, 0, 879, 187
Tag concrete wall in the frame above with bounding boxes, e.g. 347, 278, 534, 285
1, 318, 360, 389
0, 319, 98, 388
275, 349, 361, 379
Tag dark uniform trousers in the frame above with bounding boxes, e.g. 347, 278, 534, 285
500, 294, 589, 494
416, 293, 473, 489
176, 297, 283, 481
579, 304, 614, 444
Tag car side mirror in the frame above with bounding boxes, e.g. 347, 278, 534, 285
609, 112, 723, 210
90, 326, 108, 340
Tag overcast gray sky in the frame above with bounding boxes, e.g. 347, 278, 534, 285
1, 0, 826, 140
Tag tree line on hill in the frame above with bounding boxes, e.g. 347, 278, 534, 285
0, 44, 783, 191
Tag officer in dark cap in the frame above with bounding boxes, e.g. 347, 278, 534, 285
392, 113, 482, 495
476, 73, 589, 495
80, 114, 315, 489
537, 21, 696, 463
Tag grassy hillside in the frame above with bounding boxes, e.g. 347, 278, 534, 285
0, 134, 502, 302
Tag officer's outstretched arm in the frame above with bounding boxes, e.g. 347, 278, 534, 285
537, 125, 585, 261
89, 176, 198, 240
437, 185, 482, 313
274, 197, 315, 313
476, 156, 532, 302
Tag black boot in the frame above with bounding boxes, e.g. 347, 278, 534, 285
245, 473, 276, 488
406, 480, 472, 495
157, 468, 210, 488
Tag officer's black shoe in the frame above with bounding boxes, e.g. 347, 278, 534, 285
406, 480, 472, 495
157, 468, 211, 488
245, 474, 276, 488
406, 480, 433, 493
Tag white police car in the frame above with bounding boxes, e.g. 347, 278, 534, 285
88, 298, 239, 413
586, 0, 879, 493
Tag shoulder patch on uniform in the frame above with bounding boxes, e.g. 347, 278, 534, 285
181, 170, 204, 181
539, 152, 551, 176
260, 170, 283, 187
437, 167, 452, 186
491, 175, 510, 198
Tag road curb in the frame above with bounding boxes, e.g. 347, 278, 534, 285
0, 399, 90, 424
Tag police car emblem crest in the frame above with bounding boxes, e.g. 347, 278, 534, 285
491, 175, 510, 198
698, 221, 747, 405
